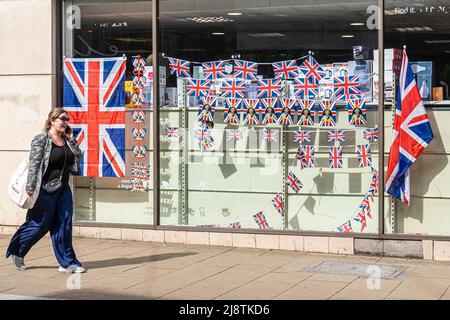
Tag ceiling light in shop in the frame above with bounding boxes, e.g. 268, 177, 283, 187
212, 32, 225, 35
395, 26, 434, 32
186, 16, 234, 23
248, 33, 286, 38
341, 35, 354, 38
350, 22, 365, 26
227, 12, 243, 16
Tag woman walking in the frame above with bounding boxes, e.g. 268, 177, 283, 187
5, 108, 85, 273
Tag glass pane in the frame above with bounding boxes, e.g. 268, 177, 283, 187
64, 0, 153, 224
159, 0, 380, 233
384, 0, 450, 235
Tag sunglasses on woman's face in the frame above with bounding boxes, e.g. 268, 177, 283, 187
58, 116, 70, 122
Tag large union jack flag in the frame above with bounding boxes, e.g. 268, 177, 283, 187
168, 57, 190, 78
293, 78, 319, 100
386, 50, 434, 205
329, 146, 343, 169
299, 55, 326, 82
221, 79, 247, 99
63, 57, 126, 177
233, 59, 258, 80
257, 79, 284, 98
202, 61, 229, 80
334, 75, 361, 101
186, 79, 210, 97
272, 60, 299, 79
286, 171, 303, 193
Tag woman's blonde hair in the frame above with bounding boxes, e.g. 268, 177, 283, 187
44, 108, 68, 131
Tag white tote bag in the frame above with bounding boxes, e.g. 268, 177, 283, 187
7, 158, 42, 209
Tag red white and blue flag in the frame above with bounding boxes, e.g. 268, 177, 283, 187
272, 60, 299, 79
364, 128, 379, 141
328, 130, 346, 142
294, 130, 312, 143
202, 61, 228, 80
221, 79, 247, 99
297, 100, 315, 126
386, 50, 434, 205
165, 127, 180, 139
226, 129, 243, 141
257, 79, 284, 98
260, 129, 278, 142
318, 100, 337, 126
286, 171, 303, 193
299, 55, 326, 82
293, 78, 319, 99
168, 57, 190, 78
334, 75, 361, 101
337, 220, 353, 233
353, 211, 367, 232
229, 221, 241, 229
360, 197, 373, 219
233, 59, 258, 80
356, 144, 373, 168
329, 146, 343, 169
297, 145, 316, 168
186, 79, 210, 96
194, 127, 213, 141
272, 193, 285, 216
348, 98, 367, 125
63, 57, 126, 177
253, 211, 270, 229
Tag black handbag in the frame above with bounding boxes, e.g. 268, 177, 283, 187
42, 142, 67, 194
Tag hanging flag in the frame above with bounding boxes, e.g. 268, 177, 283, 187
360, 196, 373, 219
242, 99, 260, 125
348, 98, 367, 125
197, 95, 217, 123
363, 128, 379, 141
132, 75, 146, 88
221, 79, 247, 99
318, 100, 337, 126
233, 59, 258, 80
334, 75, 361, 101
299, 55, 326, 82
168, 57, 191, 78
64, 57, 126, 177
253, 211, 270, 229
286, 171, 303, 193
297, 145, 316, 168
353, 211, 367, 232
132, 127, 147, 141
297, 100, 315, 126
261, 102, 278, 124
130, 163, 151, 192
197, 139, 215, 152
225, 129, 243, 141
165, 127, 180, 139
356, 144, 373, 168
277, 98, 296, 125
337, 220, 353, 233
328, 130, 346, 142
132, 55, 146, 76
272, 60, 300, 79
202, 61, 229, 80
229, 221, 241, 229
329, 146, 343, 169
294, 130, 312, 143
386, 49, 434, 205
131, 89, 146, 108
132, 145, 147, 159
194, 127, 213, 141
257, 79, 284, 98
186, 79, 211, 96
224, 98, 242, 124
293, 78, 319, 100
260, 129, 278, 142
132, 110, 146, 124
272, 193, 285, 216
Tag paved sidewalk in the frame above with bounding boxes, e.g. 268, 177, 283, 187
1, 234, 450, 300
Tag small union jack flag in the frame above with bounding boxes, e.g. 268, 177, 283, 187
253, 211, 270, 229
233, 59, 258, 80
299, 55, 326, 82
225, 129, 243, 141
286, 171, 303, 193
354, 211, 367, 232
363, 128, 379, 141
202, 61, 229, 80
334, 75, 361, 101
260, 129, 278, 142
221, 79, 247, 99
356, 144, 373, 168
257, 79, 284, 98
297, 100, 315, 126
359, 197, 373, 219
337, 220, 353, 233
328, 130, 346, 142
329, 146, 343, 169
294, 130, 311, 143
229, 221, 241, 229
272, 60, 299, 79
194, 127, 212, 141
292, 78, 319, 99
165, 127, 180, 139
297, 145, 316, 168
272, 193, 285, 216
319, 100, 337, 127
348, 98, 367, 125
168, 57, 190, 78
186, 79, 210, 96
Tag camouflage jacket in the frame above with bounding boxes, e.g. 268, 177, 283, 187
25, 131, 82, 192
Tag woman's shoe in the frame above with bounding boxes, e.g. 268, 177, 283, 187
58, 265, 86, 273
11, 255, 26, 270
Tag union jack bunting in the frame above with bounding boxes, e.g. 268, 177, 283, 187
294, 130, 312, 143
224, 98, 242, 124
337, 220, 353, 233
132, 127, 147, 141
197, 95, 217, 123
286, 171, 303, 193
132, 55, 146, 76
257, 79, 284, 98
225, 129, 243, 141
262, 106, 278, 124
328, 130, 346, 142
318, 100, 337, 126
221, 79, 247, 99
233, 59, 258, 80
329, 146, 343, 169
132, 145, 147, 159
272, 60, 300, 79
168, 57, 190, 78
130, 163, 151, 192
356, 144, 373, 168
360, 197, 373, 219
186, 79, 210, 96
299, 55, 326, 82
277, 98, 296, 125
348, 98, 367, 125
242, 99, 260, 125
386, 50, 434, 205
260, 129, 278, 142
363, 128, 379, 141
132, 75, 146, 88
132, 110, 146, 123
297, 100, 315, 126
165, 127, 180, 139
297, 145, 316, 168
354, 211, 367, 232
253, 211, 270, 229
229, 221, 241, 229
333, 75, 361, 101
197, 139, 215, 152
272, 193, 285, 216
63, 57, 126, 177
292, 78, 319, 99
194, 127, 212, 141
202, 61, 228, 80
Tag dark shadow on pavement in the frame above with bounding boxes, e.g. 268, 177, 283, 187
45, 289, 151, 300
